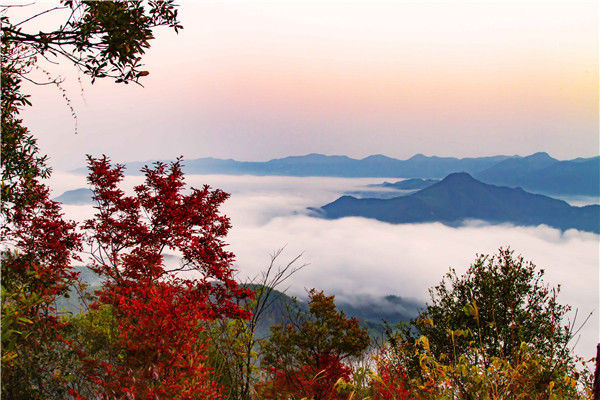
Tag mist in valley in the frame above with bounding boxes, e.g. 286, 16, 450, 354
51, 172, 599, 358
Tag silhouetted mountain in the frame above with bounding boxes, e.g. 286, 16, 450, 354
370, 178, 440, 190
475, 154, 599, 196
195, 153, 510, 177
344, 178, 440, 199
55, 266, 103, 313
342, 190, 412, 200
515, 157, 599, 196
476, 152, 557, 183
54, 188, 93, 205
335, 295, 421, 337
314, 173, 600, 233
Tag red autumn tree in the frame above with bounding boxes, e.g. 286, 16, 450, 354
370, 350, 414, 400
80, 156, 253, 399
257, 289, 370, 400
1, 181, 82, 398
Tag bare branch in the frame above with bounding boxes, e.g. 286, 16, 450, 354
13, 6, 68, 27
0, 3, 35, 8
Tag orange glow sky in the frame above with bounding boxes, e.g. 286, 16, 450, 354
13, 1, 599, 168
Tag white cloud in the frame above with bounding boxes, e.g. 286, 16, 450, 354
52, 173, 599, 358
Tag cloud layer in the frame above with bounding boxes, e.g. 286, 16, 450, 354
52, 173, 599, 358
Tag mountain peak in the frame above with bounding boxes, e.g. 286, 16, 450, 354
316, 172, 599, 233
301, 153, 326, 159
362, 154, 393, 161
54, 187, 93, 205
439, 172, 477, 184
526, 152, 553, 161
408, 153, 427, 161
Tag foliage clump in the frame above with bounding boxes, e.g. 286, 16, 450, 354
418, 248, 572, 364
384, 247, 593, 400
257, 289, 370, 400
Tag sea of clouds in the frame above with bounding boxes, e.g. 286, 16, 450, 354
49, 172, 599, 358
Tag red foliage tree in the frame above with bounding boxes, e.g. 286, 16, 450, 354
80, 156, 253, 399
2, 182, 81, 296
1, 182, 82, 397
259, 354, 353, 400
371, 350, 414, 400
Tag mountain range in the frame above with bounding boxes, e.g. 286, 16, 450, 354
313, 172, 600, 233
81, 152, 597, 197
108, 153, 509, 178
473, 152, 599, 196
240, 284, 420, 338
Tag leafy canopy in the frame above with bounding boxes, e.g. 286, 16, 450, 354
415, 247, 572, 365
1, 1, 182, 84
79, 156, 253, 399
385, 248, 590, 400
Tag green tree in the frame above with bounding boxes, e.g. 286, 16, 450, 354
1, 1, 181, 85
1, 40, 49, 219
415, 247, 574, 365
387, 247, 591, 399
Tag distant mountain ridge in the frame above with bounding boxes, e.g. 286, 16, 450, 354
241, 284, 420, 339
58, 275, 419, 339
155, 153, 510, 178
53, 188, 93, 204
474, 153, 599, 196
74, 153, 511, 178
71, 152, 599, 197
313, 173, 600, 233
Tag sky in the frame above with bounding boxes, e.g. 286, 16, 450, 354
10, 0, 599, 170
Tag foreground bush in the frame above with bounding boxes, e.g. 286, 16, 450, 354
383, 248, 593, 400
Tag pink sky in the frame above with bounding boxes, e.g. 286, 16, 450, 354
12, 1, 599, 169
